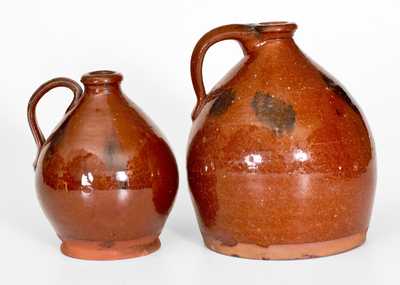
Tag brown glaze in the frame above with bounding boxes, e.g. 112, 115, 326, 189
187, 22, 376, 259
28, 70, 178, 260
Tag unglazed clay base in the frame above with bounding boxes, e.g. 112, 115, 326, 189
203, 231, 367, 260
60, 237, 161, 260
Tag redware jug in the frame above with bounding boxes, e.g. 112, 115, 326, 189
28, 71, 178, 260
187, 22, 376, 259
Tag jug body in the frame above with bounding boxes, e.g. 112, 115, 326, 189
28, 71, 178, 260
187, 22, 376, 260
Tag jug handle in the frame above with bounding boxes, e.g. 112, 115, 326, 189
27, 78, 83, 165
190, 24, 252, 120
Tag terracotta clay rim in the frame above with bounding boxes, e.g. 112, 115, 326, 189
81, 70, 123, 85
60, 237, 161, 260
253, 21, 297, 33
203, 230, 367, 260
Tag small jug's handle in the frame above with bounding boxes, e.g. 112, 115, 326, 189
190, 24, 253, 120
27, 78, 83, 162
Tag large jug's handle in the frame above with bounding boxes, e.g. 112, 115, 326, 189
190, 24, 254, 120
27, 78, 83, 161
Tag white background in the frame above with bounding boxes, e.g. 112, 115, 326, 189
1, 0, 398, 284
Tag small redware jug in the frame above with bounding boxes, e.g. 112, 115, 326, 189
28, 70, 178, 260
187, 22, 376, 259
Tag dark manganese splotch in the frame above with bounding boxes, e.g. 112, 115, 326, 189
209, 89, 235, 116
320, 73, 360, 115
104, 135, 124, 170
247, 24, 263, 38
251, 92, 296, 135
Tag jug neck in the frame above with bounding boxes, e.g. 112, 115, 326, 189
81, 70, 123, 95
242, 22, 297, 52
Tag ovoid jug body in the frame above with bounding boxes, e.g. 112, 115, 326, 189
187, 22, 376, 260
28, 71, 178, 260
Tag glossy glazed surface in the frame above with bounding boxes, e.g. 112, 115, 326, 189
28, 71, 178, 260
187, 22, 376, 259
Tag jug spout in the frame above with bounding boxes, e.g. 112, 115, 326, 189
81, 70, 123, 94
242, 22, 297, 51
81, 70, 123, 85
250, 22, 297, 38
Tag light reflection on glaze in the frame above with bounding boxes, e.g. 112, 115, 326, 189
297, 174, 311, 196
81, 172, 94, 187
117, 189, 130, 204
80, 188, 92, 199
244, 154, 263, 170
115, 171, 128, 183
293, 149, 309, 162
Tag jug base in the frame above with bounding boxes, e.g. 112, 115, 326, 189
60, 237, 161, 260
203, 230, 366, 260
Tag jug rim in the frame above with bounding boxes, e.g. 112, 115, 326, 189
81, 70, 123, 85
252, 21, 297, 34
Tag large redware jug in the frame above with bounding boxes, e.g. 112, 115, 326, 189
28, 71, 178, 260
187, 22, 376, 259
